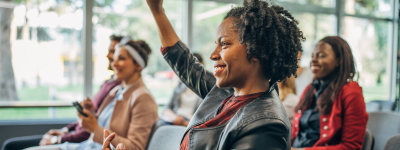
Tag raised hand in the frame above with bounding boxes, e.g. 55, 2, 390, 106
146, 0, 163, 12
103, 129, 126, 150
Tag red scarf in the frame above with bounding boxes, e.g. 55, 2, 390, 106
179, 92, 264, 150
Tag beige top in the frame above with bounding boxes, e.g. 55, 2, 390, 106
92, 78, 158, 150
282, 93, 299, 122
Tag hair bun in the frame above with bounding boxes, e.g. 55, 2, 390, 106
135, 40, 152, 55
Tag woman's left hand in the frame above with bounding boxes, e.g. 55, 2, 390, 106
78, 109, 99, 133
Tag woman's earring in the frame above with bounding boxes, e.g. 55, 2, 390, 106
347, 73, 353, 82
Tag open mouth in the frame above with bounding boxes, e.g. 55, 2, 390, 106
214, 65, 226, 76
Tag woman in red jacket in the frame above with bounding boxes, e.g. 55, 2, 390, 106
291, 36, 368, 150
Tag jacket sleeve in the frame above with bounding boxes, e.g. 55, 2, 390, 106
60, 125, 91, 143
92, 94, 158, 150
163, 41, 216, 99
230, 120, 290, 150
65, 121, 78, 131
305, 88, 368, 150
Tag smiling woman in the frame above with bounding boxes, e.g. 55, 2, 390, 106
103, 0, 305, 150
292, 36, 368, 150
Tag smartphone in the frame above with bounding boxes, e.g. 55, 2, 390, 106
72, 101, 88, 117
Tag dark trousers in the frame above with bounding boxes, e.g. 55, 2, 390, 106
2, 135, 42, 150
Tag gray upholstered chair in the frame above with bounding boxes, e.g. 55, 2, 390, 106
367, 112, 400, 150
383, 134, 400, 150
146, 125, 186, 150
362, 129, 374, 150
366, 100, 395, 112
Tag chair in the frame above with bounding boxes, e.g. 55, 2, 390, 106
367, 112, 400, 150
362, 129, 374, 150
366, 100, 395, 112
383, 134, 400, 150
146, 125, 187, 150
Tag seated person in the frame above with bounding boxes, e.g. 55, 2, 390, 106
291, 36, 368, 150
159, 53, 206, 126
2, 35, 123, 150
277, 76, 298, 122
25, 39, 158, 150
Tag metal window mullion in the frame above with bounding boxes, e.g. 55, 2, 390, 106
389, 0, 398, 104
336, 0, 344, 36
183, 0, 193, 50
82, 0, 93, 98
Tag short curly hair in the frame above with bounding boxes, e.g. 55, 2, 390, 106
224, 0, 305, 83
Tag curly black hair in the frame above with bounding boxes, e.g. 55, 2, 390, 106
224, 0, 305, 83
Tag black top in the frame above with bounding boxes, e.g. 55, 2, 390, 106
166, 81, 203, 115
292, 77, 332, 148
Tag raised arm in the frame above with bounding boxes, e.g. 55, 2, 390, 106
147, 0, 180, 47
147, 0, 216, 98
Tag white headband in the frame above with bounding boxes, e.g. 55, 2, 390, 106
114, 36, 146, 68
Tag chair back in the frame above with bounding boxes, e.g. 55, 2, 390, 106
146, 125, 186, 150
367, 112, 400, 150
362, 129, 374, 150
383, 134, 400, 150
366, 100, 394, 112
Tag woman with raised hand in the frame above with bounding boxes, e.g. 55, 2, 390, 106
291, 36, 368, 150
104, 0, 305, 149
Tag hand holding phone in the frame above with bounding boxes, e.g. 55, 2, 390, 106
73, 101, 88, 117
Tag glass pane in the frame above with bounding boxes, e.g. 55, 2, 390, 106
342, 17, 392, 102
276, 0, 336, 8
0, 107, 76, 120
192, 1, 236, 71
92, 0, 184, 105
292, 13, 336, 67
0, 0, 84, 119
344, 0, 392, 18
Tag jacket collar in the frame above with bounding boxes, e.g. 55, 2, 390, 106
97, 77, 144, 114
185, 81, 279, 132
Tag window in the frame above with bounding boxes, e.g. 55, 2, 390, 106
0, 0, 84, 120
1, 0, 399, 120
92, 0, 184, 106
292, 13, 336, 67
344, 0, 392, 18
342, 17, 392, 102
276, 0, 336, 8
192, 1, 235, 71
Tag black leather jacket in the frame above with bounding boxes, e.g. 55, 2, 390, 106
164, 41, 291, 150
